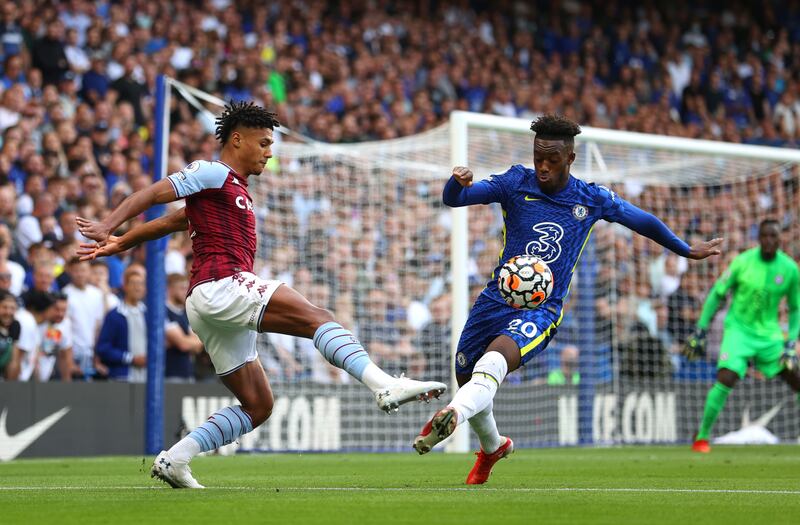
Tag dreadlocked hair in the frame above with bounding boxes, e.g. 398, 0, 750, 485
214, 101, 280, 145
530, 114, 581, 143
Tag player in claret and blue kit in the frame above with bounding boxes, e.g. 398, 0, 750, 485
77, 102, 446, 488
413, 115, 724, 484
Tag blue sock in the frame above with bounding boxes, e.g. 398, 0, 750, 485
313, 322, 371, 381
187, 405, 253, 452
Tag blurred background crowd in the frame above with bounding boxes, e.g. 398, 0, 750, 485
0, 0, 798, 384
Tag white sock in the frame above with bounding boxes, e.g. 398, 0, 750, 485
360, 362, 396, 391
449, 351, 508, 425
168, 436, 202, 464
468, 401, 504, 453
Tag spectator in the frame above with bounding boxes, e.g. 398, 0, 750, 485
164, 273, 203, 382
414, 293, 451, 385
96, 265, 147, 382
62, 257, 107, 378
0, 230, 25, 296
87, 259, 119, 310
37, 292, 75, 382
547, 345, 581, 386
0, 290, 20, 380
31, 19, 69, 86
15, 290, 55, 381
15, 192, 60, 257
110, 56, 146, 126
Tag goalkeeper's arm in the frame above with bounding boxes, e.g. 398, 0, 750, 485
682, 268, 734, 360
781, 269, 800, 372
77, 207, 189, 261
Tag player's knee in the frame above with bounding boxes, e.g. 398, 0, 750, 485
246, 397, 274, 427
308, 306, 335, 330
717, 368, 738, 388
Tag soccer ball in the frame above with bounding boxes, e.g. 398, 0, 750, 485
497, 255, 554, 309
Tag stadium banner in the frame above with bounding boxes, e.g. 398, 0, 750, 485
1, 380, 797, 460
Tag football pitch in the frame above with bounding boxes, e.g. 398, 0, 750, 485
2, 446, 799, 524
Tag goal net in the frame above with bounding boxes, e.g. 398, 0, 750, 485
154, 80, 800, 453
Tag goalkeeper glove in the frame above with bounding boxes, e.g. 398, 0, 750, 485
780, 340, 798, 373
682, 328, 707, 361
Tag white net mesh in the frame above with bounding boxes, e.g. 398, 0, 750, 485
171, 84, 800, 449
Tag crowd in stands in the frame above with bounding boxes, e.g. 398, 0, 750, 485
0, 0, 798, 383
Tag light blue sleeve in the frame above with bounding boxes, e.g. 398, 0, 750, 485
166, 160, 229, 198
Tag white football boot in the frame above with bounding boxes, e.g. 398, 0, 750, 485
151, 450, 205, 489
375, 374, 447, 413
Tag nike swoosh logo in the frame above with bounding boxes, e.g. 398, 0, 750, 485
524, 196, 541, 201
0, 406, 70, 461
740, 403, 783, 429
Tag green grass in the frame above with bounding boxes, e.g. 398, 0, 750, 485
2, 446, 799, 524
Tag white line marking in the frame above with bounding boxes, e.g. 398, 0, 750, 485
0, 486, 799, 495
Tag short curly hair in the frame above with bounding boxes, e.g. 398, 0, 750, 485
530, 114, 581, 144
215, 101, 280, 145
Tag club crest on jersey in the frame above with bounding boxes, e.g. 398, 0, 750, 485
456, 352, 467, 367
776, 275, 784, 285
572, 205, 588, 220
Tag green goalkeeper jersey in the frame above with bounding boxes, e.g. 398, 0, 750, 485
697, 247, 800, 341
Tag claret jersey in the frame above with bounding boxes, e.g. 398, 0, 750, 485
167, 160, 257, 291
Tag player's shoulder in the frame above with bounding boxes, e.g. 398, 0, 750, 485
488, 164, 527, 185
574, 178, 620, 207
777, 250, 800, 273
181, 159, 231, 178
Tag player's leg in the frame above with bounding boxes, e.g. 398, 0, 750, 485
154, 292, 270, 488
693, 328, 750, 452
778, 368, 800, 397
447, 334, 518, 427
765, 340, 800, 398
694, 367, 738, 452
259, 283, 446, 411
415, 302, 556, 461
164, 359, 271, 465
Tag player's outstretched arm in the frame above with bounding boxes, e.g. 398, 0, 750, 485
77, 178, 178, 242
686, 238, 724, 260
613, 201, 722, 260
76, 207, 189, 261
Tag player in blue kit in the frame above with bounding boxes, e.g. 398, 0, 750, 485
413, 115, 724, 484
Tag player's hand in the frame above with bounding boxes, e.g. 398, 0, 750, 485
780, 340, 798, 372
686, 237, 724, 260
682, 328, 707, 360
76, 216, 112, 243
76, 235, 125, 261
452, 166, 473, 187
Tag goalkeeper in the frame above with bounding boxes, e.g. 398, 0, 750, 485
684, 219, 800, 453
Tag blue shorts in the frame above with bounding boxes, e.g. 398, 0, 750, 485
455, 293, 562, 375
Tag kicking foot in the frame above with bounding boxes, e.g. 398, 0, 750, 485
692, 439, 711, 453
375, 375, 447, 413
151, 450, 204, 489
465, 437, 514, 485
412, 406, 458, 454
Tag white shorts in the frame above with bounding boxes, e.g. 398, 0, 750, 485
185, 272, 282, 375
